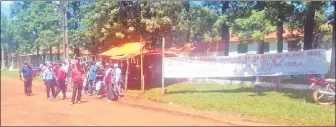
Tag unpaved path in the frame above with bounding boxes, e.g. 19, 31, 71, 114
1, 78, 285, 126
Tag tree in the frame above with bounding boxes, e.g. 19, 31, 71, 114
303, 1, 324, 50
8, 1, 63, 64
182, 0, 190, 43
1, 13, 9, 70
230, 10, 276, 54
204, 1, 256, 55
221, 1, 230, 56
329, 1, 335, 78
254, 1, 298, 53
189, 5, 219, 42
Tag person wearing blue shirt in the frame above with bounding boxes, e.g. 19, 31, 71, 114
20, 61, 33, 96
42, 64, 56, 100
87, 62, 97, 95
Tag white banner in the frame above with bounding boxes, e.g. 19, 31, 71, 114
163, 49, 328, 78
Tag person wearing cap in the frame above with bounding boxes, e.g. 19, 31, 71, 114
70, 61, 84, 105
20, 61, 33, 96
42, 64, 56, 100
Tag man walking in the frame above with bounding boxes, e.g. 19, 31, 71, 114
87, 62, 97, 95
20, 61, 33, 96
64, 59, 72, 92
105, 65, 114, 103
55, 63, 67, 100
71, 61, 84, 105
95, 64, 105, 98
112, 63, 122, 100
42, 64, 56, 100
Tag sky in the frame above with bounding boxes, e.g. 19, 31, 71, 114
1, 1, 13, 16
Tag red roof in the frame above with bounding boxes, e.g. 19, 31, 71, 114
230, 29, 304, 42
187, 29, 304, 54
187, 41, 223, 53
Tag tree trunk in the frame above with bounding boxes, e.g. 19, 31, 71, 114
222, 1, 230, 56
276, 1, 284, 53
1, 43, 6, 70
183, 1, 190, 43
303, 2, 318, 50
256, 39, 265, 83
50, 47, 53, 62
43, 52, 46, 63
329, 1, 335, 78
125, 58, 130, 91
57, 45, 61, 60
36, 28, 40, 65
4, 50, 9, 68
257, 39, 265, 54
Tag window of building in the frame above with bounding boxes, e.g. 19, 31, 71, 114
288, 42, 301, 51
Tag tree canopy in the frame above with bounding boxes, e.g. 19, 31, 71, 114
1, 1, 334, 56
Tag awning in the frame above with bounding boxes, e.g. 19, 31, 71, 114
100, 42, 195, 60
100, 42, 144, 57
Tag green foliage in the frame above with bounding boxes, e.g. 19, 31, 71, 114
190, 5, 219, 42
8, 1, 62, 54
230, 10, 276, 41
4, 1, 334, 54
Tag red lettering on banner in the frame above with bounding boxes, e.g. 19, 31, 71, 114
246, 56, 251, 60
286, 61, 303, 66
283, 54, 288, 58
291, 52, 304, 57
253, 55, 260, 59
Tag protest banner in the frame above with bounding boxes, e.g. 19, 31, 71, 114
163, 49, 328, 78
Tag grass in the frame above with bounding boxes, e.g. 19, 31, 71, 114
1, 71, 42, 81
127, 82, 335, 126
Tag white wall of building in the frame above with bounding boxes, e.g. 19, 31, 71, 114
226, 42, 332, 62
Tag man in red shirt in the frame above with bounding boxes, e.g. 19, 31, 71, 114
55, 62, 67, 100
70, 61, 84, 105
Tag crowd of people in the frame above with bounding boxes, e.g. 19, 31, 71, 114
20, 59, 123, 105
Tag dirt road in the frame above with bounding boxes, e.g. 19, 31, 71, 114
1, 78, 283, 126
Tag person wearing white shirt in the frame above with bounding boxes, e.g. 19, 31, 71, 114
111, 64, 122, 100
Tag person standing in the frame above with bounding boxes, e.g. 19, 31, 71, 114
20, 61, 33, 96
105, 65, 114, 103
70, 61, 84, 105
42, 64, 56, 100
54, 63, 67, 100
112, 63, 122, 100
87, 62, 97, 95
95, 64, 105, 98
65, 59, 72, 92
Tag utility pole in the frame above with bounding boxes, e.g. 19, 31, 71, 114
54, 1, 69, 60
63, 1, 69, 60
